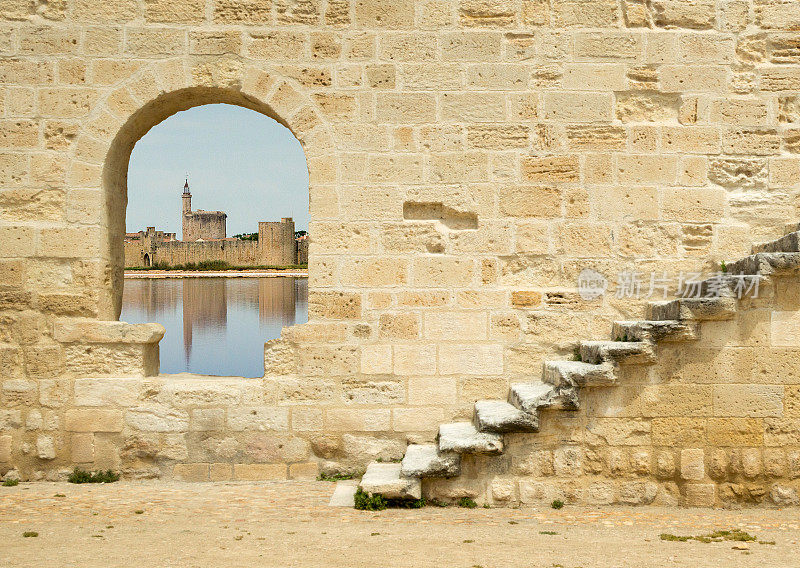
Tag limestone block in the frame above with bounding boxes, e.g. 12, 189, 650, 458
441, 31, 502, 61
440, 93, 505, 122
554, 447, 583, 476
574, 32, 643, 61
375, 93, 435, 123
36, 435, 56, 460
125, 405, 189, 432
379, 312, 420, 339
723, 128, 781, 155
2, 379, 36, 405
340, 258, 408, 287
706, 418, 763, 446
0, 434, 11, 463
289, 462, 319, 480
325, 408, 390, 432
298, 346, 358, 376
392, 407, 445, 432
65, 409, 123, 433
360, 344, 392, 375
770, 485, 800, 506
439, 344, 503, 375
712, 384, 783, 417
342, 379, 404, 405
173, 463, 210, 481
660, 65, 727, 92
543, 92, 613, 122
145, 0, 205, 23
308, 291, 362, 319
680, 448, 705, 481
393, 344, 436, 375
189, 408, 225, 432
227, 407, 289, 432
74, 378, 142, 407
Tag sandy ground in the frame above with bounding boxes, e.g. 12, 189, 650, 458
1, 481, 799, 568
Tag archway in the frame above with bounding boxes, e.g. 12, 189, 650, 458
143, 253, 151, 268
103, 84, 316, 377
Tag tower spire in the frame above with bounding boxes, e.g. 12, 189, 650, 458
183, 174, 190, 195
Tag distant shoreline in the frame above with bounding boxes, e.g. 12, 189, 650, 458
124, 270, 308, 279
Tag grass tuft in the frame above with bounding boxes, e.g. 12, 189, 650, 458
551, 499, 564, 509
68, 468, 119, 484
3, 478, 19, 487
457, 497, 478, 509
22, 531, 38, 538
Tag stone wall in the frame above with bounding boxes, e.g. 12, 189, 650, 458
2, 0, 800, 505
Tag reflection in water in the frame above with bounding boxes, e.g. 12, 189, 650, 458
121, 277, 308, 377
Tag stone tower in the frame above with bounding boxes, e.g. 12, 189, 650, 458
181, 177, 192, 219
258, 218, 297, 266
181, 178, 227, 242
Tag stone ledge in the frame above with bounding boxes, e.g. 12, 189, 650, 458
54, 319, 165, 344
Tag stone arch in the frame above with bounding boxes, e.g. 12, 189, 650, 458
143, 253, 151, 268
76, 60, 334, 320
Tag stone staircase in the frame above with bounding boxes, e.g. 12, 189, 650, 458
357, 224, 800, 503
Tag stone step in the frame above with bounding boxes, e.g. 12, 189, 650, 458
508, 382, 569, 414
359, 462, 421, 500
727, 252, 800, 279
400, 444, 461, 478
543, 360, 616, 388
473, 400, 539, 433
647, 296, 737, 322
437, 422, 503, 455
784, 223, 800, 236
611, 320, 698, 343
579, 341, 655, 365
753, 231, 800, 254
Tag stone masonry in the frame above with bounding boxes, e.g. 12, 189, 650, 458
2, 0, 800, 507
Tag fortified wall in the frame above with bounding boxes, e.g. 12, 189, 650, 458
2, 0, 800, 507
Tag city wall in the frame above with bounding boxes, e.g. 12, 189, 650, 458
1, 0, 800, 506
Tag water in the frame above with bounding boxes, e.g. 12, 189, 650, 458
121, 277, 308, 377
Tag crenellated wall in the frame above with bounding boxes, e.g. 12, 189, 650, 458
2, 0, 800, 505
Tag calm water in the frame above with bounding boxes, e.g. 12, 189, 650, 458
121, 277, 308, 377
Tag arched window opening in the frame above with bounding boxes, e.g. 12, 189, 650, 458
118, 102, 309, 378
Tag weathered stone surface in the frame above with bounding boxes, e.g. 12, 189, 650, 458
359, 463, 421, 500
579, 341, 655, 365
543, 361, 616, 388
473, 400, 538, 433
400, 444, 461, 478
509, 382, 561, 413
437, 422, 503, 455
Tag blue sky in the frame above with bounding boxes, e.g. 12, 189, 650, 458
126, 103, 310, 238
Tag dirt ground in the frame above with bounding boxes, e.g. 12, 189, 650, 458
1, 481, 799, 568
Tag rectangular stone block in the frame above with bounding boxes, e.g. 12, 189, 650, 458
439, 344, 503, 375
234, 463, 287, 481
706, 418, 763, 446
0, 434, 11, 463
65, 409, 123, 432
227, 407, 289, 431
423, 311, 487, 341
70, 432, 94, 463
542, 92, 612, 122
210, 463, 233, 481
392, 407, 445, 432
712, 384, 783, 417
326, 408, 390, 431
289, 462, 319, 480
393, 344, 436, 375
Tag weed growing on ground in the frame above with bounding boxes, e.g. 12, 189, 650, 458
134, 510, 144, 514
551, 499, 564, 509
316, 472, 356, 482
659, 529, 758, 544
22, 532, 37, 538
54, 493, 65, 497
68, 468, 119, 484
3, 479, 19, 486
540, 531, 558, 535
570, 347, 582, 362
354, 487, 387, 511
457, 497, 478, 509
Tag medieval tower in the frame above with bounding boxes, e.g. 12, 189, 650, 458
181, 178, 227, 242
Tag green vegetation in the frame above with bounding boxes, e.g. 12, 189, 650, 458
659, 529, 758, 544
3, 478, 19, 487
233, 232, 258, 241
721, 260, 728, 273
68, 468, 120, 484
134, 510, 144, 514
551, 499, 564, 509
539, 531, 558, 535
317, 471, 357, 482
126, 261, 307, 271
457, 497, 478, 509
22, 531, 38, 538
570, 347, 582, 361
354, 487, 388, 511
